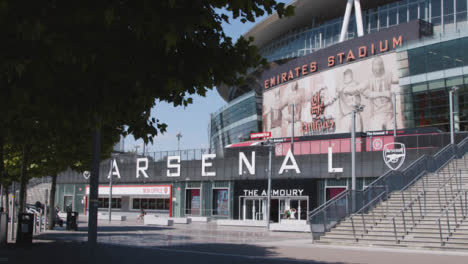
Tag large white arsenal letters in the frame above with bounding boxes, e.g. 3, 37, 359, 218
103, 148, 344, 179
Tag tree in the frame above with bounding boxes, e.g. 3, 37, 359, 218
0, 0, 294, 245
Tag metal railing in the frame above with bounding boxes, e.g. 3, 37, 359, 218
436, 191, 468, 246
309, 134, 468, 242
350, 191, 388, 241
390, 190, 426, 244
436, 170, 464, 212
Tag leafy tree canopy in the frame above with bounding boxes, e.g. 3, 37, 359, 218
0, 0, 294, 145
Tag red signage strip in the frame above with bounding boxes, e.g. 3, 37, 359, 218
250, 132, 271, 140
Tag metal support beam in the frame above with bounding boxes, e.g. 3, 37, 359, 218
339, 0, 354, 42
354, 0, 365, 37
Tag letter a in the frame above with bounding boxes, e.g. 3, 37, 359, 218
108, 159, 121, 179
279, 149, 301, 174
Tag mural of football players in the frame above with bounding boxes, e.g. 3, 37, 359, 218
337, 69, 364, 132
362, 56, 399, 131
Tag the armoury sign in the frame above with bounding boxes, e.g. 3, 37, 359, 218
243, 189, 304, 197
86, 147, 344, 180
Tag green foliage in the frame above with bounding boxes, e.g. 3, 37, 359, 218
0, 0, 294, 182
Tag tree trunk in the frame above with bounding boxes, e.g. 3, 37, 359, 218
17, 146, 29, 214
4, 184, 9, 216
88, 127, 101, 247
0, 135, 4, 210
47, 174, 57, 230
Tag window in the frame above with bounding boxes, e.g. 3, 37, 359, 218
212, 189, 229, 216
398, 6, 408, 24
431, 0, 442, 25
132, 198, 170, 210
98, 198, 121, 209
185, 189, 201, 215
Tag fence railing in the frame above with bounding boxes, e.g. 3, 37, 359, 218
350, 191, 388, 241
391, 190, 426, 243
309, 134, 468, 242
436, 191, 468, 246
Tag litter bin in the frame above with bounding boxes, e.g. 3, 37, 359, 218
66, 212, 78, 231
16, 213, 34, 245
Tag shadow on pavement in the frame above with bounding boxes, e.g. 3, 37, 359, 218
0, 241, 345, 264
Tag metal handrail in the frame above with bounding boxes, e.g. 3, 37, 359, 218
310, 134, 468, 242
308, 189, 350, 217
350, 191, 388, 241
390, 190, 426, 243
436, 191, 468, 246
434, 143, 458, 173
436, 169, 463, 212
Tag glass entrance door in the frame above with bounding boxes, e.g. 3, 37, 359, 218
243, 198, 266, 220
278, 197, 308, 221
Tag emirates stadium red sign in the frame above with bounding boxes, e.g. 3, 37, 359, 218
250, 132, 271, 140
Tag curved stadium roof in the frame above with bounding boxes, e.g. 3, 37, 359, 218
217, 0, 400, 102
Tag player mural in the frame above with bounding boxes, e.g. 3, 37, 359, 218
262, 53, 404, 138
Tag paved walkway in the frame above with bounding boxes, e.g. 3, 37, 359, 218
2, 219, 468, 264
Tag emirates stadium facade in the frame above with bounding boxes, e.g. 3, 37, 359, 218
39, 0, 468, 230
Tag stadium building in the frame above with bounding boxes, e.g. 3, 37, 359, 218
44, 0, 468, 230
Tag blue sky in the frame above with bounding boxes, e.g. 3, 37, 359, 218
125, 3, 288, 153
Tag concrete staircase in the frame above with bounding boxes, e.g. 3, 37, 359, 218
316, 157, 468, 250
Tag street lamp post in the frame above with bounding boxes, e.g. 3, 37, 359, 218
266, 142, 273, 230
392, 92, 397, 138
351, 104, 364, 212
108, 159, 113, 222
176, 131, 183, 152
450, 86, 459, 145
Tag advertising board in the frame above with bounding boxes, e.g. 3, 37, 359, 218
262, 52, 404, 138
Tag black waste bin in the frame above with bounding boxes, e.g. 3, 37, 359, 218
66, 211, 78, 231
17, 213, 34, 245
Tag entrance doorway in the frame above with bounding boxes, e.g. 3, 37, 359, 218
326, 187, 346, 201
64, 195, 73, 212
243, 198, 267, 220
240, 196, 308, 223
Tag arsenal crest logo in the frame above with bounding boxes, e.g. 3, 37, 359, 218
383, 142, 406, 171
83, 171, 90, 179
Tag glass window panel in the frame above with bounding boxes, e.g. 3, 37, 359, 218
156, 199, 164, 209
408, 47, 426, 75
412, 83, 428, 92
409, 4, 419, 20
444, 0, 455, 14
457, 0, 467, 12
399, 7, 408, 23
212, 189, 229, 216
432, 0, 442, 24
447, 77, 464, 86
149, 199, 156, 209
141, 199, 148, 209
370, 12, 378, 31
389, 8, 398, 25
164, 199, 170, 210
133, 199, 140, 209
379, 11, 388, 28
444, 14, 455, 23
429, 80, 445, 90
420, 2, 428, 19
457, 11, 467, 22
